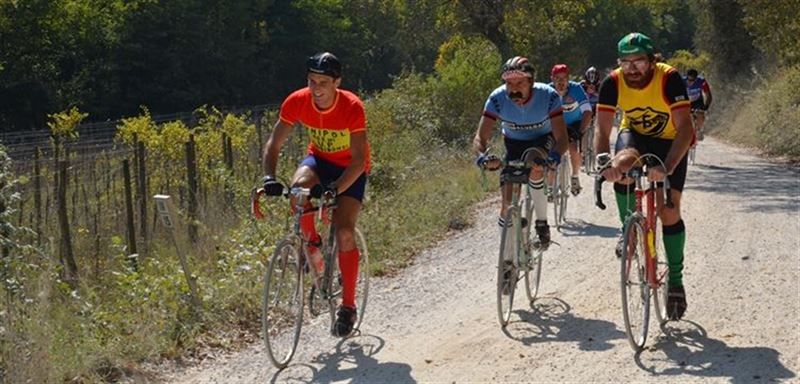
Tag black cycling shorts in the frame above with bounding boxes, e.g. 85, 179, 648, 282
567, 121, 582, 142
614, 129, 688, 192
503, 134, 555, 162
690, 99, 707, 112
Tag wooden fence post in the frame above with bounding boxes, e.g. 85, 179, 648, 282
122, 160, 138, 271
58, 160, 78, 287
34, 147, 42, 245
185, 135, 198, 244
137, 140, 147, 243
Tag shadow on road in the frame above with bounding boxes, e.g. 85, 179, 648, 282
688, 159, 799, 214
268, 333, 415, 384
557, 218, 619, 238
502, 296, 626, 352
634, 320, 796, 384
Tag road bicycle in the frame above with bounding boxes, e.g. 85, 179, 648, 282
594, 153, 673, 351
252, 185, 369, 368
581, 118, 596, 175
551, 151, 570, 229
688, 109, 704, 165
481, 147, 554, 328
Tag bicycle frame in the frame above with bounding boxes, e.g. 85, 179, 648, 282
253, 186, 338, 300
627, 169, 668, 290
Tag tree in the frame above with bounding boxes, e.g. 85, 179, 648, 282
692, 0, 757, 81
738, 0, 800, 66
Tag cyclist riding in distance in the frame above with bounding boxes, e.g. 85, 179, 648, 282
683, 68, 713, 140
550, 64, 593, 195
594, 32, 694, 320
261, 52, 369, 337
580, 66, 601, 114
472, 56, 569, 248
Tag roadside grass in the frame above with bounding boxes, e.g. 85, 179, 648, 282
710, 65, 800, 161
0, 40, 500, 381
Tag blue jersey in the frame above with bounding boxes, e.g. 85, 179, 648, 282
548, 81, 589, 125
683, 75, 710, 104
482, 83, 563, 141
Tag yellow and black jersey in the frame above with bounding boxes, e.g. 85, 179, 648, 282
597, 62, 690, 140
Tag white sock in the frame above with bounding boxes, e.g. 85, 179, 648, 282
529, 178, 548, 221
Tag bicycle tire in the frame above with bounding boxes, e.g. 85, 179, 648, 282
554, 158, 569, 228
652, 221, 670, 327
262, 238, 304, 369
354, 228, 370, 331
522, 190, 542, 305
497, 207, 520, 327
583, 127, 595, 174
559, 157, 569, 225
620, 215, 650, 351
552, 164, 561, 227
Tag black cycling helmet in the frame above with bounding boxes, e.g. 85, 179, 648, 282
584, 66, 599, 84
307, 52, 342, 78
501, 56, 535, 80
686, 68, 699, 79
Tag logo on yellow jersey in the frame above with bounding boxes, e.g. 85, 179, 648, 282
624, 107, 669, 137
308, 127, 350, 153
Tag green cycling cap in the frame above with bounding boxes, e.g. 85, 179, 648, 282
618, 32, 654, 56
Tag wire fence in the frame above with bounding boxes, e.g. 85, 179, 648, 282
0, 103, 317, 282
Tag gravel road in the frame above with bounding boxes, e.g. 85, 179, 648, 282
158, 137, 799, 383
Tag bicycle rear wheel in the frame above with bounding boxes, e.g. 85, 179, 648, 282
524, 249, 543, 306
620, 216, 650, 351
652, 222, 670, 327
522, 191, 542, 305
262, 238, 304, 368
353, 228, 370, 331
497, 207, 520, 327
329, 227, 370, 333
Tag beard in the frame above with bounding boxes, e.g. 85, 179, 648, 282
622, 69, 653, 89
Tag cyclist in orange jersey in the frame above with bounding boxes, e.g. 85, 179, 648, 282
261, 52, 369, 337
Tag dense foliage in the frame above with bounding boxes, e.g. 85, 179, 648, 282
0, 0, 710, 132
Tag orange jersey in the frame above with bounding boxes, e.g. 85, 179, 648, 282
279, 88, 371, 172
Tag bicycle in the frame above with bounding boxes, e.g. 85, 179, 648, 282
251, 184, 370, 368
594, 152, 673, 351
687, 108, 704, 165
581, 117, 596, 175
551, 152, 570, 229
481, 147, 554, 328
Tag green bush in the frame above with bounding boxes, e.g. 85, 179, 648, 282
714, 65, 800, 158
431, 35, 502, 143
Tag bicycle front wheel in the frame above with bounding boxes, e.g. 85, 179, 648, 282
262, 238, 304, 368
583, 128, 595, 174
554, 159, 569, 227
620, 216, 650, 351
497, 207, 520, 328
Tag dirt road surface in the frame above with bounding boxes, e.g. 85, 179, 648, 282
158, 137, 799, 383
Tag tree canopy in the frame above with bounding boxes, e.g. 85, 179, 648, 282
0, 0, 795, 132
